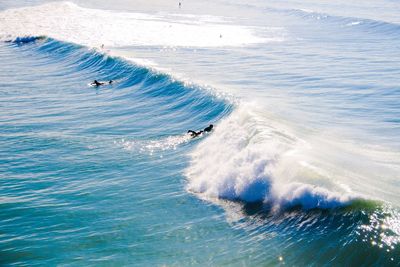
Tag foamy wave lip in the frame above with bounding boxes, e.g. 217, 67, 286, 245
186, 105, 359, 210
0, 1, 283, 48
271, 183, 354, 210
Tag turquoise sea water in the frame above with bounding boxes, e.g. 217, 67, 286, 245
1, 0, 399, 266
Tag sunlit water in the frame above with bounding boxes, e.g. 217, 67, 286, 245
0, 0, 399, 265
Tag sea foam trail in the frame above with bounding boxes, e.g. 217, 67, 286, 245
0, 1, 281, 47
186, 105, 357, 210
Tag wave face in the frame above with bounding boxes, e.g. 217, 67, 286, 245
0, 37, 236, 266
11, 37, 232, 129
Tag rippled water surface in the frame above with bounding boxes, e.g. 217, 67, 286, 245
1, 0, 399, 265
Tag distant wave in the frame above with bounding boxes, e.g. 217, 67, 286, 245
5, 35, 46, 44
285, 8, 400, 38
211, 0, 400, 38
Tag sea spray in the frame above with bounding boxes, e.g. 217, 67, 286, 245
186, 105, 357, 210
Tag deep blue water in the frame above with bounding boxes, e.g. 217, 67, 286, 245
1, 0, 400, 266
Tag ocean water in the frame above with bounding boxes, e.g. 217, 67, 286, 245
0, 0, 399, 266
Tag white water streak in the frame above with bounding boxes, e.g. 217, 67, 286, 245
0, 2, 282, 47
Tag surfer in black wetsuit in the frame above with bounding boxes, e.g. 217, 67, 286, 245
187, 124, 214, 138
92, 80, 104, 86
91, 80, 113, 86
203, 124, 213, 132
187, 130, 203, 137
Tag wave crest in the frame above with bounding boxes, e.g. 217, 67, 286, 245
186, 105, 357, 210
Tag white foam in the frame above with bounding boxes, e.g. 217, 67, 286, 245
125, 57, 158, 68
0, 2, 281, 48
299, 8, 315, 13
186, 104, 357, 210
347, 21, 362, 26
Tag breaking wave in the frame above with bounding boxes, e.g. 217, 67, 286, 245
186, 105, 362, 210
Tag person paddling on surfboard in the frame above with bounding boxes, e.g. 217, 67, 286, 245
187, 130, 203, 137
187, 124, 213, 138
91, 80, 113, 87
92, 80, 104, 86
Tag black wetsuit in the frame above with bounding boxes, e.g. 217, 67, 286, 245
204, 124, 213, 132
188, 124, 213, 138
187, 130, 203, 137
92, 80, 104, 86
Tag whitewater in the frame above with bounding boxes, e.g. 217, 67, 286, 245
0, 0, 399, 265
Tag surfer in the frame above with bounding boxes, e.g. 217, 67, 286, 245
91, 80, 104, 86
187, 130, 203, 137
187, 124, 213, 138
203, 124, 213, 132
91, 80, 113, 86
